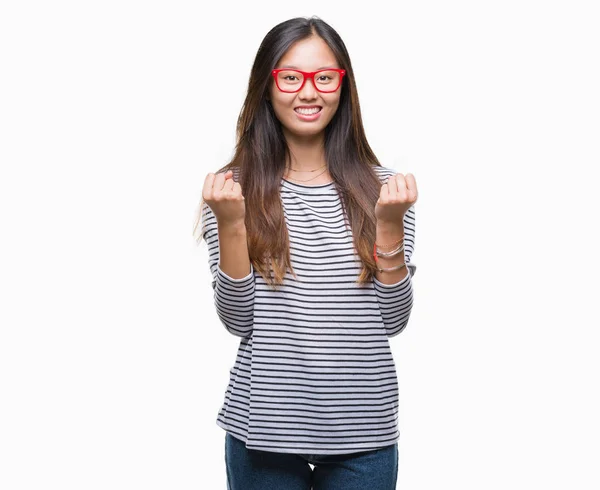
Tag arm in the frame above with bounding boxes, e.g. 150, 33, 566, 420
373, 204, 416, 338
201, 201, 255, 338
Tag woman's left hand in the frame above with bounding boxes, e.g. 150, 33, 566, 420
375, 173, 418, 227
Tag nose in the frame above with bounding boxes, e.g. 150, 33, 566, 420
298, 75, 318, 99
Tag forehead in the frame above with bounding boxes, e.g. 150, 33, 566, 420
276, 36, 339, 70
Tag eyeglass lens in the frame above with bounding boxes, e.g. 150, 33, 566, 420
275, 70, 342, 93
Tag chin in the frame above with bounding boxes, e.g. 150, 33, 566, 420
290, 126, 327, 138
289, 118, 331, 133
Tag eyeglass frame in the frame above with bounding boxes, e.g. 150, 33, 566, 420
271, 68, 347, 93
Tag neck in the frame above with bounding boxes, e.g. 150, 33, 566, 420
283, 130, 327, 172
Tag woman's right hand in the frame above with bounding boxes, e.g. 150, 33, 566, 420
202, 170, 246, 226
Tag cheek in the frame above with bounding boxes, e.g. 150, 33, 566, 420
271, 100, 290, 122
324, 96, 341, 118
271, 97, 295, 120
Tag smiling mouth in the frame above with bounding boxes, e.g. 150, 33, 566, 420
294, 107, 322, 115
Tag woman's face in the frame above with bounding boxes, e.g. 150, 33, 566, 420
269, 36, 343, 139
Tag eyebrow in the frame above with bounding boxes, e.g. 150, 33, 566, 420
279, 64, 339, 70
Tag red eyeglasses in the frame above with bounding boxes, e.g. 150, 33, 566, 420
271, 68, 346, 93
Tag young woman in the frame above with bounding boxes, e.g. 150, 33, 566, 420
195, 16, 418, 490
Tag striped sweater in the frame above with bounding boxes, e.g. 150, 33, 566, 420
201, 165, 416, 455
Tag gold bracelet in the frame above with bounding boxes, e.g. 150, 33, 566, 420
375, 236, 405, 249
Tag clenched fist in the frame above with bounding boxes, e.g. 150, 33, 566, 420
202, 170, 246, 226
375, 173, 418, 226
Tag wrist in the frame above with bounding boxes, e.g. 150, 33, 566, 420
218, 219, 247, 235
376, 218, 404, 229
376, 221, 404, 239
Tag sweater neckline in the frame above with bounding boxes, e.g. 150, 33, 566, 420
281, 177, 336, 192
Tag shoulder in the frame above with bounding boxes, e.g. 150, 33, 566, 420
371, 164, 400, 184
230, 166, 241, 182
211, 165, 241, 182
225, 166, 242, 183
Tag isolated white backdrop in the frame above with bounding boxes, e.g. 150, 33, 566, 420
1, 0, 599, 489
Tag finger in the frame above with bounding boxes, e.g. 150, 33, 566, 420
232, 182, 244, 199
202, 173, 216, 200
222, 177, 235, 193
387, 175, 398, 197
405, 173, 417, 193
213, 171, 226, 192
394, 173, 407, 200
379, 182, 389, 202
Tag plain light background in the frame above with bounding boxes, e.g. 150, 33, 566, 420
1, 0, 599, 488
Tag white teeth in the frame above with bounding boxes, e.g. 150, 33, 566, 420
295, 107, 321, 115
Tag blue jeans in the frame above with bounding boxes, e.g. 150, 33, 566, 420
225, 432, 398, 490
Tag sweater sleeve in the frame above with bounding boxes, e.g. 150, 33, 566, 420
201, 201, 255, 338
372, 166, 417, 338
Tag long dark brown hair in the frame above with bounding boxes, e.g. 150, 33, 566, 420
194, 16, 385, 289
